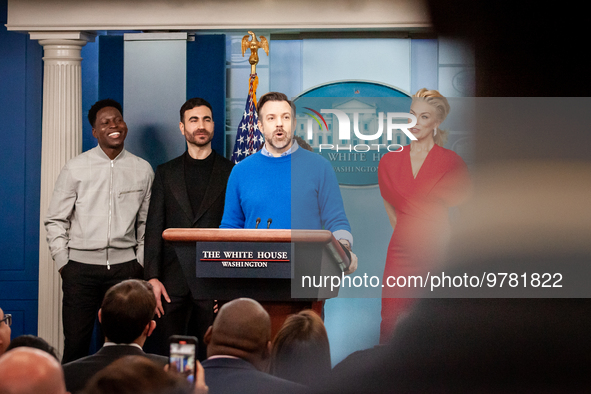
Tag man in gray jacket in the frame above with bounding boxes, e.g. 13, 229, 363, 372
45, 99, 154, 363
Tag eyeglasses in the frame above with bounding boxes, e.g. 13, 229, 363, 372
0, 314, 11, 327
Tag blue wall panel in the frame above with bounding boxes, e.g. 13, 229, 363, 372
24, 26, 43, 288
0, 281, 38, 300
0, 11, 26, 271
98, 35, 124, 105
90, 35, 125, 153
0, 0, 43, 336
0, 301, 38, 339
82, 39, 99, 152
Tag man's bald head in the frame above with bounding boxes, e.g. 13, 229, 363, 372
0, 347, 67, 394
205, 298, 271, 369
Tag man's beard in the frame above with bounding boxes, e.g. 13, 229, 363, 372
187, 129, 213, 147
268, 128, 291, 150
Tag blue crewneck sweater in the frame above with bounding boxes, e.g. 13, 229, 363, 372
220, 148, 351, 233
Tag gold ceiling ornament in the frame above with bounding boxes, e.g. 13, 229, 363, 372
241, 31, 269, 74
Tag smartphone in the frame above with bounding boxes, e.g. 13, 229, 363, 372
168, 335, 198, 384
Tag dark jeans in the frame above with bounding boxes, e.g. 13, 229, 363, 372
60, 259, 143, 364
143, 295, 213, 361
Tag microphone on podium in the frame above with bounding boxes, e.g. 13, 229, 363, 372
255, 217, 261, 229
267, 218, 272, 229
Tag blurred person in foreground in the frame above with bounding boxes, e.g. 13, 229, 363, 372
0, 347, 68, 394
63, 280, 167, 393
269, 310, 331, 387
202, 298, 306, 394
83, 355, 207, 394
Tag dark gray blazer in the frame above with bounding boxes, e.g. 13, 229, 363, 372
202, 357, 307, 394
63, 345, 167, 393
143, 150, 233, 298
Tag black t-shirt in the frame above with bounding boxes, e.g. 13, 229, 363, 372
184, 151, 215, 216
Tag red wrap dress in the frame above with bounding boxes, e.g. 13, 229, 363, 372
378, 144, 471, 342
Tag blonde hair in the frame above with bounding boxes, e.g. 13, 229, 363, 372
413, 88, 450, 147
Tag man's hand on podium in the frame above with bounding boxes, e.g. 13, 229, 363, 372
345, 251, 358, 275
339, 239, 358, 275
148, 278, 171, 318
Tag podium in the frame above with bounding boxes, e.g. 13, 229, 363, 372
162, 228, 350, 335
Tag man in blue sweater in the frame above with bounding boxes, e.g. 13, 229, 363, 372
221, 92, 357, 274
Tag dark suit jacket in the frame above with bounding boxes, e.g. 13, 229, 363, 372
144, 150, 233, 298
202, 357, 307, 394
63, 345, 168, 393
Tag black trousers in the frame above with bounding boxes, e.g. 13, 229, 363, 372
143, 294, 213, 361
60, 260, 143, 364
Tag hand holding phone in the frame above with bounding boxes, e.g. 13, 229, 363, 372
169, 335, 198, 384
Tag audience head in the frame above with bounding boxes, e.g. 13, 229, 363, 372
5, 335, 58, 360
0, 307, 11, 357
269, 310, 331, 386
99, 279, 156, 345
204, 298, 271, 370
0, 347, 67, 394
83, 355, 191, 394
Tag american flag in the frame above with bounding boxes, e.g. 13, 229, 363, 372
231, 74, 264, 164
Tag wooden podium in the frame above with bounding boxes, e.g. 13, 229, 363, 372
162, 228, 350, 335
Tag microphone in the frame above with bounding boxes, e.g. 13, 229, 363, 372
266, 218, 272, 229
255, 217, 261, 229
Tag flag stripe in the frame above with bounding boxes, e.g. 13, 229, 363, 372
230, 74, 264, 164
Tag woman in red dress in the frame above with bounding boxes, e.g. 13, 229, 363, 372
378, 88, 471, 342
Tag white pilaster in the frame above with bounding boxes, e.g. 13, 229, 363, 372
32, 32, 93, 357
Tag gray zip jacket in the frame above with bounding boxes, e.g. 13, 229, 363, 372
45, 146, 154, 271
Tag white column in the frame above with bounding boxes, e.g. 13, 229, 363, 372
30, 32, 94, 357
